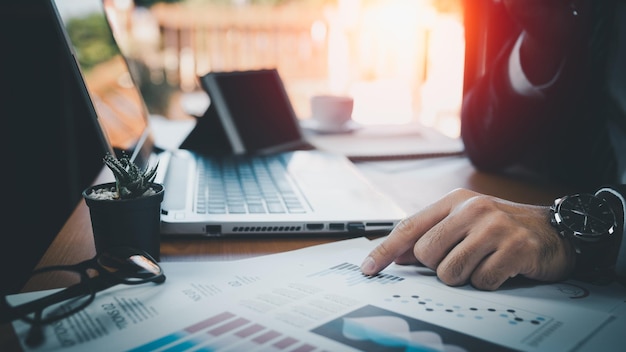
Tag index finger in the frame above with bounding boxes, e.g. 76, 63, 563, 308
360, 189, 470, 275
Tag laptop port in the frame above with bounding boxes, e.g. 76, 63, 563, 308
306, 223, 324, 230
205, 225, 222, 235
347, 222, 365, 232
365, 222, 394, 227
329, 223, 345, 231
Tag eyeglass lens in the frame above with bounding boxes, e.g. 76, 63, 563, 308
97, 247, 164, 283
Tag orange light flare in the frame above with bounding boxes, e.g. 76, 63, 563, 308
324, 0, 464, 137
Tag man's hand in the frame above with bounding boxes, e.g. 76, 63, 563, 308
360, 189, 576, 291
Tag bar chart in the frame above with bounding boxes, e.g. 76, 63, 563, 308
128, 311, 325, 352
306, 262, 405, 286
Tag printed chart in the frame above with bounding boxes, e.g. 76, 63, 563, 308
312, 305, 517, 352
307, 262, 405, 286
303, 262, 597, 351
382, 293, 547, 327
128, 311, 323, 352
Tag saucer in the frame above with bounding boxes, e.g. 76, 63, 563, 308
300, 119, 362, 134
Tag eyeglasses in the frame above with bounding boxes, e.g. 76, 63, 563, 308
1, 247, 165, 347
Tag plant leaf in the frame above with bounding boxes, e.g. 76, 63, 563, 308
102, 153, 160, 199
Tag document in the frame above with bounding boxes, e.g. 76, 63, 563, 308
305, 123, 465, 161
9, 237, 626, 351
7, 238, 368, 351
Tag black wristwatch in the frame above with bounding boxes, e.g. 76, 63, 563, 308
549, 193, 619, 283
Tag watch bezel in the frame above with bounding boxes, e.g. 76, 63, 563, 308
550, 193, 616, 242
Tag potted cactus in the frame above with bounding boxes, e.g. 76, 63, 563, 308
83, 153, 164, 260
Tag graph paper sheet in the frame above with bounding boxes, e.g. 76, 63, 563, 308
9, 237, 626, 352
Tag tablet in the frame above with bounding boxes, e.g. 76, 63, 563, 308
199, 68, 311, 155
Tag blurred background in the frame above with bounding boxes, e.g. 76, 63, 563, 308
104, 0, 465, 137
1, 0, 466, 293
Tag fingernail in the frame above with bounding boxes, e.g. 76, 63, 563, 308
360, 256, 376, 274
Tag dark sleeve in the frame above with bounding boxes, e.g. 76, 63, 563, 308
460, 33, 614, 187
595, 185, 626, 282
461, 36, 543, 170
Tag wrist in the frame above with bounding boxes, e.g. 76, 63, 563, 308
549, 192, 621, 285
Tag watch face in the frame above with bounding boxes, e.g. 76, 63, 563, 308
554, 194, 616, 241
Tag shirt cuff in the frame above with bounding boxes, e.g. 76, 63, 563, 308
507, 32, 563, 98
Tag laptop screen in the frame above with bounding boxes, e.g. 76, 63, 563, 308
49, 0, 154, 167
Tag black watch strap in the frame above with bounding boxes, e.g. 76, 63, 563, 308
573, 187, 626, 284
572, 240, 617, 284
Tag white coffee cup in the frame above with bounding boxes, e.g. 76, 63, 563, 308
310, 94, 354, 129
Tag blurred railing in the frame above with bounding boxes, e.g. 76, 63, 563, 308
109, 2, 331, 118
107, 0, 464, 136
150, 3, 328, 89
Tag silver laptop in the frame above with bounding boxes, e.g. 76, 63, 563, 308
49, 0, 406, 237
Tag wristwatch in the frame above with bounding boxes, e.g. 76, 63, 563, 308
549, 193, 619, 282
550, 193, 617, 249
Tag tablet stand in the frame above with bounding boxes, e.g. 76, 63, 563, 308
178, 103, 233, 156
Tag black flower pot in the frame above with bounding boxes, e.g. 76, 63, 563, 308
83, 182, 165, 260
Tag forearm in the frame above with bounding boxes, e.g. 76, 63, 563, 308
461, 29, 604, 186
461, 35, 555, 171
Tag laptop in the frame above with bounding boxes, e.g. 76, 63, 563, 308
48, 0, 406, 237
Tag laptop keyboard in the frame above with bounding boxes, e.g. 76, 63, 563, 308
195, 155, 308, 214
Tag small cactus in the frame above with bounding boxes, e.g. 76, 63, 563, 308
103, 153, 159, 199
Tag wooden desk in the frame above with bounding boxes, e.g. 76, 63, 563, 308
1, 156, 570, 351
